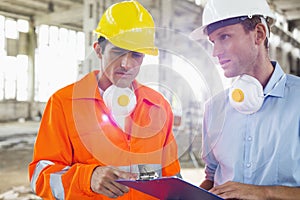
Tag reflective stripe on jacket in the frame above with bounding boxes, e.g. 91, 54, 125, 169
29, 71, 181, 200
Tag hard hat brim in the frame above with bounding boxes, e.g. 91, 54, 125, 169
134, 47, 159, 56
95, 30, 159, 56
190, 15, 273, 41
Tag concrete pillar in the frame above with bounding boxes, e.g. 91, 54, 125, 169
18, 32, 28, 55
83, 0, 98, 75
157, 0, 173, 92
269, 43, 277, 61
83, 0, 114, 75
27, 17, 37, 119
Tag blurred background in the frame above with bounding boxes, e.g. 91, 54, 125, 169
0, 0, 300, 199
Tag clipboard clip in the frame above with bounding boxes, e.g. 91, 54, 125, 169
138, 171, 159, 180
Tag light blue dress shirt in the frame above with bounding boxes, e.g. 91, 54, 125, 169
202, 61, 300, 187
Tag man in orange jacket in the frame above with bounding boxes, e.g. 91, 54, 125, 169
29, 1, 181, 199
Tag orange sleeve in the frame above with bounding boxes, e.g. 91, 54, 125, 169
28, 94, 98, 199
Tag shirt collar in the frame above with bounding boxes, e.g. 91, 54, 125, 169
263, 61, 286, 98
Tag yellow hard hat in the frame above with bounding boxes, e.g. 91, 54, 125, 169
94, 0, 158, 56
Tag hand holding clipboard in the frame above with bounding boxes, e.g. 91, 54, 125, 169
117, 177, 223, 200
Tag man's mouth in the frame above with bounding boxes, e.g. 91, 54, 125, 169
219, 59, 230, 67
115, 71, 132, 77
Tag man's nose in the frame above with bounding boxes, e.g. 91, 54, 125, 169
121, 53, 135, 70
212, 43, 223, 58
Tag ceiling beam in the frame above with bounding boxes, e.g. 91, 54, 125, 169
0, 1, 47, 17
34, 4, 83, 29
276, 3, 300, 10
0, 11, 30, 20
284, 10, 300, 21
271, 0, 300, 4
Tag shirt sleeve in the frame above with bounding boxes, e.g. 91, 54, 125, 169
201, 100, 219, 182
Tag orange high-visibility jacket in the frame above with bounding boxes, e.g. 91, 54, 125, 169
29, 71, 181, 200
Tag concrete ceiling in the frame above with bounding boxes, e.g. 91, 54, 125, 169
269, 0, 300, 32
0, 0, 300, 33
0, 0, 84, 31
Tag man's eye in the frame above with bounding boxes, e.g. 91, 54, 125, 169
113, 50, 126, 56
220, 34, 230, 40
132, 52, 144, 58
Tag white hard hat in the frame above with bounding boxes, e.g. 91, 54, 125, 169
190, 0, 275, 40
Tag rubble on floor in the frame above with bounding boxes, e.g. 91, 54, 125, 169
0, 186, 41, 200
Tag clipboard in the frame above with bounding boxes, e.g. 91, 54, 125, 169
116, 177, 223, 200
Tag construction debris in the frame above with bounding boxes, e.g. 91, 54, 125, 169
0, 186, 41, 200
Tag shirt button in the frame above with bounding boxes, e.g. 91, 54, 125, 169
246, 163, 251, 168
247, 136, 252, 141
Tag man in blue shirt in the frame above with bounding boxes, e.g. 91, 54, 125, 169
190, 0, 300, 199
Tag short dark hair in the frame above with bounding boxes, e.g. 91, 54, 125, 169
97, 36, 108, 53
240, 16, 270, 49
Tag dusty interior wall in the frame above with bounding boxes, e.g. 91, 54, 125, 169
0, 101, 45, 122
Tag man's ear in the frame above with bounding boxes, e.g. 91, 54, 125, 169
255, 23, 267, 45
93, 41, 102, 59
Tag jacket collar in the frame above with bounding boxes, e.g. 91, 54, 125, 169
72, 71, 102, 100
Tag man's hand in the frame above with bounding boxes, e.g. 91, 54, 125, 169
91, 166, 138, 198
209, 181, 266, 200
210, 181, 300, 200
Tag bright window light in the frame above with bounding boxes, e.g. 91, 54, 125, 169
0, 21, 85, 101
16, 55, 29, 101
3, 56, 17, 99
59, 27, 68, 42
0, 15, 4, 30
0, 75, 3, 100
195, 0, 201, 6
35, 26, 80, 102
0, 16, 4, 51
49, 26, 59, 46
68, 30, 76, 50
76, 32, 85, 61
136, 54, 159, 91
17, 19, 29, 33
5, 19, 18, 39
0, 49, 6, 57
38, 25, 49, 46
195, 0, 206, 6
0, 34, 4, 50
